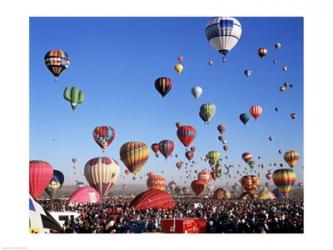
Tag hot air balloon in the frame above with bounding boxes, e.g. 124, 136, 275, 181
223, 145, 229, 152
213, 188, 231, 199
274, 107, 279, 112
197, 170, 211, 185
176, 161, 184, 170
151, 143, 160, 157
68, 186, 100, 204
248, 160, 256, 169
168, 181, 177, 191
119, 142, 150, 174
155, 77, 172, 97
272, 169, 296, 197
191, 179, 206, 196
273, 59, 278, 64
185, 150, 194, 161
283, 82, 289, 88
280, 86, 286, 92
45, 170, 64, 199
207, 183, 214, 193
191, 86, 203, 99
249, 105, 263, 120
130, 190, 175, 209
174, 63, 184, 74
284, 150, 299, 168
199, 103, 216, 124
257, 188, 276, 200
221, 139, 227, 144
158, 140, 175, 159
258, 48, 268, 58
217, 124, 227, 134
240, 175, 260, 195
282, 66, 288, 72
63, 87, 84, 111
275, 42, 282, 49
244, 69, 252, 77
29, 160, 53, 200
93, 126, 116, 151
289, 84, 294, 88
44, 49, 70, 80
239, 113, 250, 125
242, 152, 252, 163
176, 125, 196, 147
125, 169, 130, 175
147, 175, 166, 191
208, 60, 214, 65
84, 157, 120, 197
205, 17, 242, 60
177, 56, 184, 63
265, 171, 273, 180
206, 151, 221, 166
268, 136, 273, 141
290, 113, 296, 120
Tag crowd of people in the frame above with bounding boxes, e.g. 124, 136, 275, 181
40, 192, 303, 233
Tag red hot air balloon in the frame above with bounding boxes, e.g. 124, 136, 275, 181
176, 161, 184, 170
130, 190, 175, 209
155, 77, 173, 97
249, 105, 263, 120
191, 179, 206, 196
158, 140, 175, 159
29, 160, 53, 199
151, 143, 160, 157
177, 125, 196, 148
68, 186, 100, 205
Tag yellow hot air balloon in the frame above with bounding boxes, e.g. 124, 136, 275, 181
174, 63, 184, 74
120, 141, 150, 174
206, 150, 221, 166
284, 150, 299, 168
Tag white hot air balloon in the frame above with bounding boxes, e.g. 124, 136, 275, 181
205, 17, 242, 60
191, 86, 203, 98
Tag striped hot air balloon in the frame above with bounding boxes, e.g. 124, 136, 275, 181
284, 150, 300, 168
151, 143, 160, 157
93, 126, 116, 150
197, 170, 211, 185
84, 157, 120, 197
272, 169, 296, 196
44, 49, 70, 79
213, 188, 231, 199
29, 160, 53, 200
147, 175, 166, 191
120, 141, 150, 174
249, 105, 263, 120
240, 175, 260, 195
158, 140, 175, 159
155, 77, 172, 97
242, 152, 252, 163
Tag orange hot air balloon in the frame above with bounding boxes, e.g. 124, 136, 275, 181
151, 143, 160, 157
284, 150, 299, 168
191, 179, 206, 196
249, 105, 263, 120
147, 175, 166, 191
213, 188, 231, 199
197, 170, 211, 185
217, 124, 227, 134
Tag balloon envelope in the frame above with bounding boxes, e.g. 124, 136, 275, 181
191, 86, 203, 98
29, 160, 53, 200
68, 186, 101, 204
130, 190, 175, 209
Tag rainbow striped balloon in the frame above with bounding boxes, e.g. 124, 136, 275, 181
273, 169, 296, 196
120, 141, 150, 175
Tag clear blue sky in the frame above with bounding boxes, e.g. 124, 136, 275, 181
29, 17, 303, 187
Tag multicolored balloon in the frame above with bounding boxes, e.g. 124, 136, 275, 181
206, 150, 221, 165
84, 157, 120, 197
176, 124, 196, 147
155, 77, 172, 97
158, 140, 175, 159
240, 175, 260, 195
44, 49, 70, 79
272, 169, 296, 196
63, 87, 84, 111
147, 175, 166, 191
29, 160, 53, 200
120, 142, 150, 174
249, 105, 263, 120
45, 170, 64, 199
197, 170, 211, 185
93, 126, 116, 150
199, 103, 216, 124
284, 150, 299, 168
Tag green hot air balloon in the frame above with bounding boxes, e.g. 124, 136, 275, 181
64, 87, 84, 111
240, 113, 250, 125
199, 103, 216, 124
